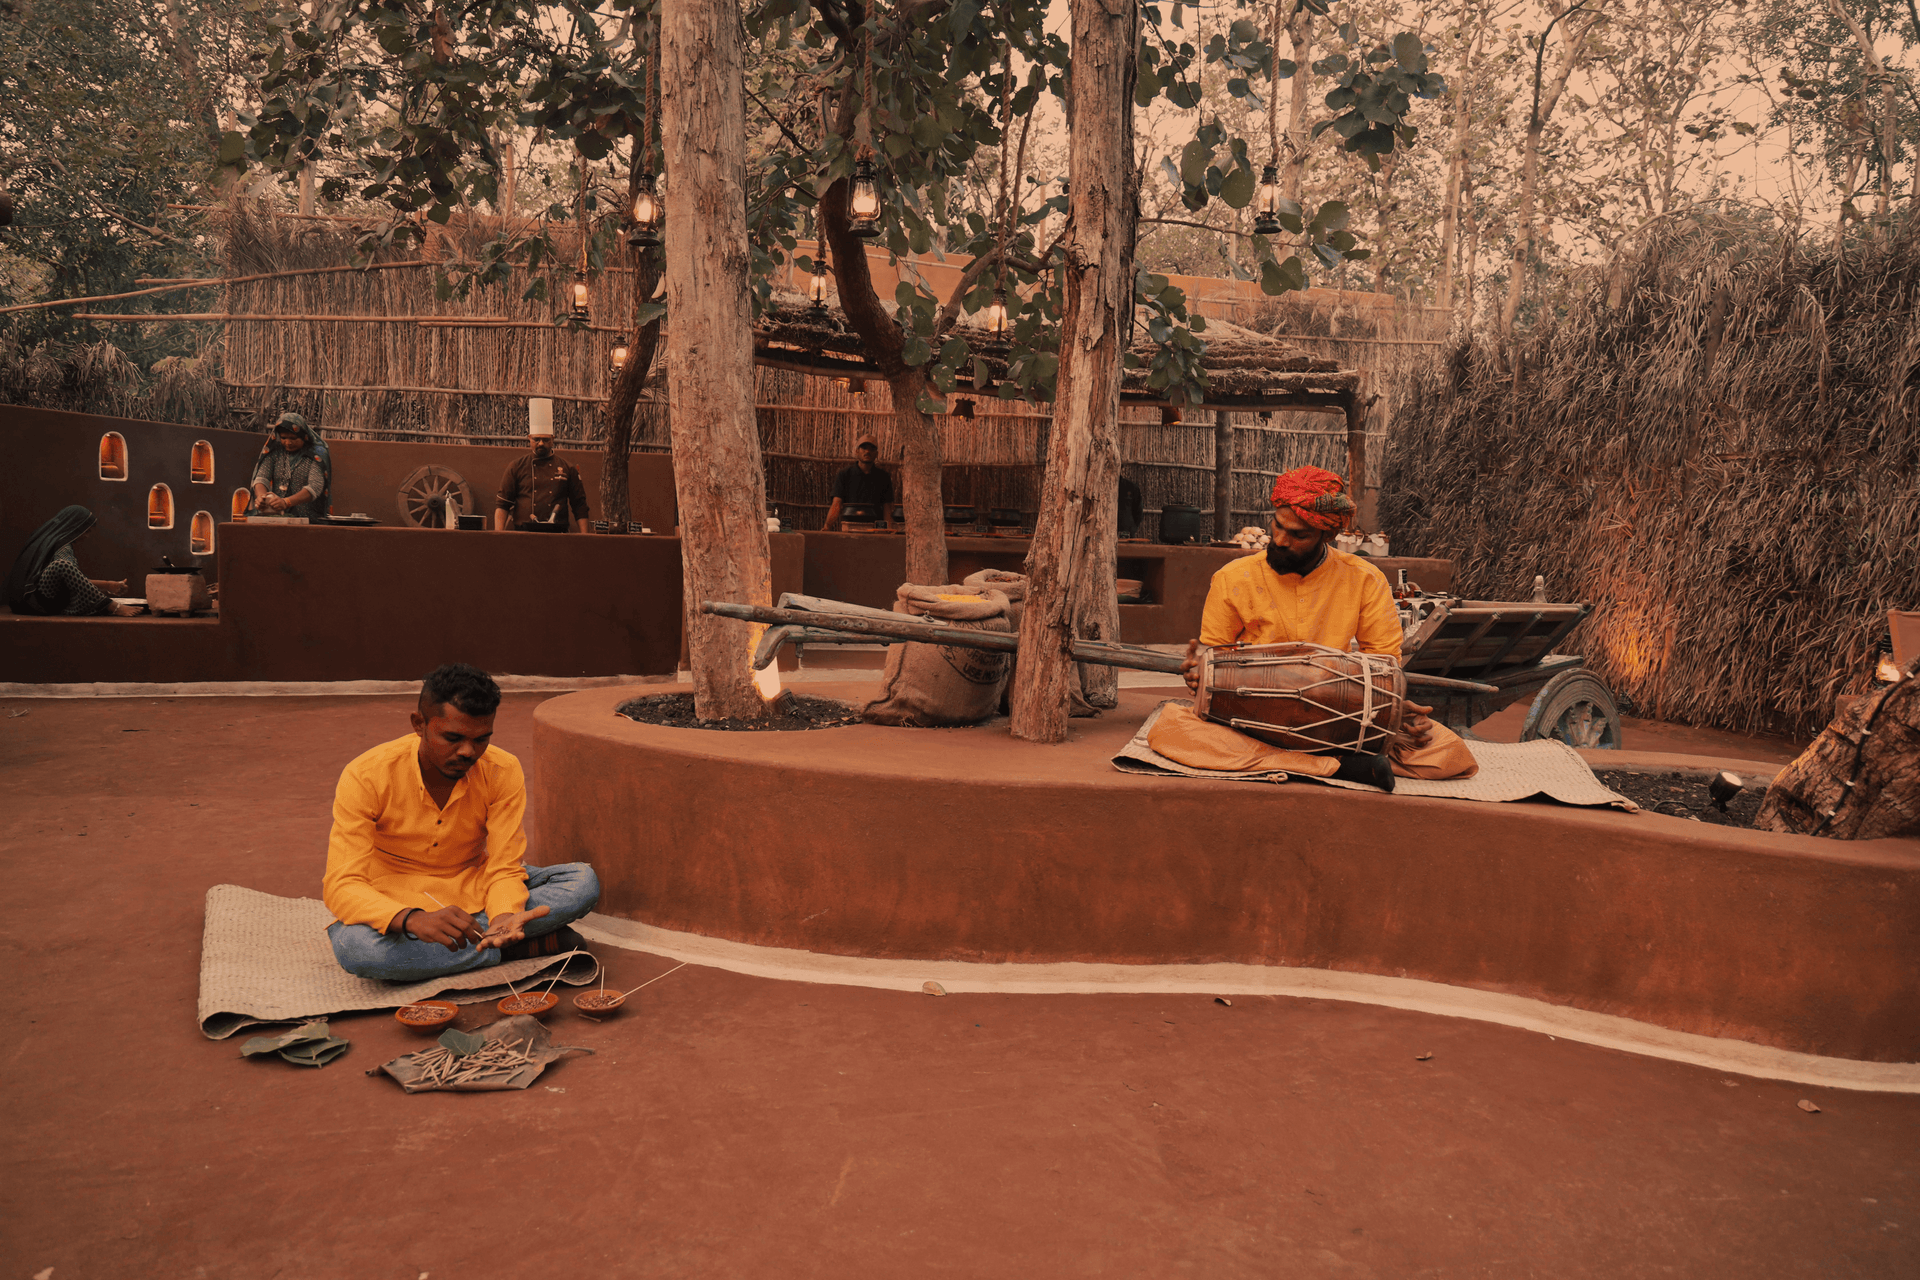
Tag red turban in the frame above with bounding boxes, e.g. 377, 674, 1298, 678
1270, 466, 1355, 533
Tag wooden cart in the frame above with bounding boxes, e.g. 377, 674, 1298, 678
1400, 599, 1623, 748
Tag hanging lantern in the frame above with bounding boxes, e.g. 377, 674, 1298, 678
808, 243, 830, 314
1252, 165, 1283, 237
1161, 404, 1182, 426
627, 174, 662, 247
984, 288, 1010, 353
611, 337, 630, 373
570, 270, 590, 320
848, 159, 882, 239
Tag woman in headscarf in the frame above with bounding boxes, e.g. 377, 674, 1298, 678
250, 412, 332, 519
3, 505, 136, 616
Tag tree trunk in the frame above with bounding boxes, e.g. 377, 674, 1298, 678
1281, 9, 1315, 201
1213, 409, 1234, 540
1009, 0, 1138, 743
1499, 9, 1594, 345
819, 183, 948, 585
602, 244, 663, 527
1757, 664, 1920, 840
1435, 20, 1482, 316
661, 0, 771, 720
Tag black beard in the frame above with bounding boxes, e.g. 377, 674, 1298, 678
1266, 542, 1326, 577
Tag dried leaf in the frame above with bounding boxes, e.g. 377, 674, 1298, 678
239, 1022, 331, 1057
1415, 1051, 1434, 1061
1797, 1099, 1821, 1113
1214, 997, 1232, 1007
439, 1028, 487, 1057
922, 981, 947, 996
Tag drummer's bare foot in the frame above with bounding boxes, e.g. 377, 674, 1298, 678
1332, 753, 1395, 792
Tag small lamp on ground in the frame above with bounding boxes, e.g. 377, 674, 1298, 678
849, 159, 882, 239
1252, 165, 1283, 237
627, 175, 662, 247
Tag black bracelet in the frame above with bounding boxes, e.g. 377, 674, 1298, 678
399, 907, 421, 939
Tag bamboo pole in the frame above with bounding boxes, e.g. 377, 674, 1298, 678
1213, 409, 1234, 541
0, 260, 434, 316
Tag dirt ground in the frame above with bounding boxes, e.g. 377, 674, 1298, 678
1, 691, 1912, 1279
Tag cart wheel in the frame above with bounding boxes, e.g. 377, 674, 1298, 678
1521, 670, 1623, 750
397, 465, 473, 528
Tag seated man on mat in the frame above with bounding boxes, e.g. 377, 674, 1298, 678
1170, 466, 1477, 791
324, 663, 601, 981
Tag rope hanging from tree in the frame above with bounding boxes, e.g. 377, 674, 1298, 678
1266, 0, 1285, 167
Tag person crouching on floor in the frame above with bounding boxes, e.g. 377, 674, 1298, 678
323, 662, 600, 981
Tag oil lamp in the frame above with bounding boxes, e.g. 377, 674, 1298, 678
627, 174, 662, 247
1252, 165, 1283, 237
848, 159, 882, 239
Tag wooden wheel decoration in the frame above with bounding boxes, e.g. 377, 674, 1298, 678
1521, 670, 1623, 750
396, 465, 474, 528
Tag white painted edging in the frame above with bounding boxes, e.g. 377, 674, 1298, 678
576, 913, 1920, 1095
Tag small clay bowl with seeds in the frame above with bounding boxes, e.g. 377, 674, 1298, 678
496, 991, 559, 1017
572, 990, 627, 1016
394, 999, 458, 1031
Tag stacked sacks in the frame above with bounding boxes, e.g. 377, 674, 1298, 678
860, 580, 1017, 726
959, 568, 1097, 719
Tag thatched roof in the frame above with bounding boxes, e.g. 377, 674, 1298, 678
754, 291, 1362, 410
1383, 226, 1920, 740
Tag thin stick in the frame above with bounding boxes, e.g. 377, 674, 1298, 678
616, 961, 690, 999
425, 891, 516, 996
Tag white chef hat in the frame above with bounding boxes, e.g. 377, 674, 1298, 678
529, 397, 554, 437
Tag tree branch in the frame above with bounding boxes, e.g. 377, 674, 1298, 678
1141, 216, 1264, 242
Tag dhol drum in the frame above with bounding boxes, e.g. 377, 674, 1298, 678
1194, 642, 1406, 754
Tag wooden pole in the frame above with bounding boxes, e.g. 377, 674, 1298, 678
1213, 409, 1234, 541
662, 0, 771, 720
1009, 0, 1139, 740
1345, 390, 1371, 532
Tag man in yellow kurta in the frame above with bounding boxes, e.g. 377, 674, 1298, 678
1160, 466, 1477, 789
324, 664, 600, 981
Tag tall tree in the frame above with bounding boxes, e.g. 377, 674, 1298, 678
1500, 1, 1600, 343
663, 0, 773, 719
1009, 0, 1139, 743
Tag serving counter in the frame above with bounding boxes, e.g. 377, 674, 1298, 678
1, 523, 804, 684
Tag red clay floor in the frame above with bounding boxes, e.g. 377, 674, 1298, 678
0, 691, 1912, 1277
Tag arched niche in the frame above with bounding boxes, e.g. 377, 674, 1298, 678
99, 432, 128, 481
190, 440, 215, 484
190, 511, 215, 556
230, 489, 251, 520
148, 483, 174, 530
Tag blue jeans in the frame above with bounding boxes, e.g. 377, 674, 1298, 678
327, 863, 601, 982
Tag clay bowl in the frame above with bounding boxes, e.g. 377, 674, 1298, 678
496, 991, 559, 1018
572, 990, 627, 1016
394, 999, 458, 1032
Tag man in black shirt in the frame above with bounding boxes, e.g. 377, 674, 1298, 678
825, 439, 894, 530
495, 417, 591, 532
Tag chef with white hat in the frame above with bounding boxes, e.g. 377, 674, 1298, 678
494, 397, 591, 532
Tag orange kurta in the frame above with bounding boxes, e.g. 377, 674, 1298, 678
1199, 549, 1403, 657
322, 733, 531, 930
1176, 548, 1477, 780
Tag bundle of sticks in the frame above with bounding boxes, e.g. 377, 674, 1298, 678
406, 1037, 535, 1087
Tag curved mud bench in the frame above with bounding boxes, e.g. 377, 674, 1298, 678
531, 684, 1920, 1066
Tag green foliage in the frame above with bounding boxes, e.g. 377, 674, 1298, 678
231, 0, 1444, 403
0, 0, 243, 359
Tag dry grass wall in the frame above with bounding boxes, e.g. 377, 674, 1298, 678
1381, 231, 1920, 738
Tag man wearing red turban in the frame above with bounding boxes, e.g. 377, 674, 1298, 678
1159, 466, 1478, 787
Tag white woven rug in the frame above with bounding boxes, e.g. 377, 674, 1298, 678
198, 884, 600, 1039
1113, 702, 1637, 809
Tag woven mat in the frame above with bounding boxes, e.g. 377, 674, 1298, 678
1113, 702, 1637, 810
197, 884, 601, 1040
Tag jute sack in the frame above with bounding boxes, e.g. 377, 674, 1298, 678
959, 569, 1098, 718
860, 584, 1015, 726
